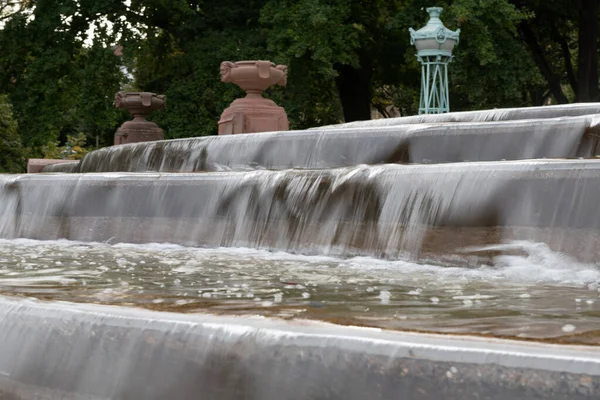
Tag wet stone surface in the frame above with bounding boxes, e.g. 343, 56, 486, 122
1, 239, 600, 344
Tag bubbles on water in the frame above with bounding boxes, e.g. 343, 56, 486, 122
453, 294, 494, 300
0, 238, 597, 341
378, 291, 391, 304
561, 324, 576, 333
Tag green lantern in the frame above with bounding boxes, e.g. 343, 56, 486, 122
409, 7, 460, 114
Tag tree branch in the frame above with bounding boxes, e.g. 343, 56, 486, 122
0, 0, 29, 21
371, 100, 390, 118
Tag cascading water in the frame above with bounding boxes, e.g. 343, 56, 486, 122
76, 114, 600, 173
2, 107, 600, 399
3, 160, 600, 262
315, 102, 600, 129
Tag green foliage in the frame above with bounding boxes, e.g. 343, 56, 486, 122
510, 0, 599, 103
261, 0, 406, 122
119, 1, 269, 137
41, 132, 90, 160
444, 0, 544, 108
0, 0, 597, 153
136, 29, 268, 137
0, 95, 26, 172
76, 42, 129, 146
261, 0, 363, 78
0, 0, 126, 156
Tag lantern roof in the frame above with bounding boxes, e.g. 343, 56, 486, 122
409, 7, 460, 57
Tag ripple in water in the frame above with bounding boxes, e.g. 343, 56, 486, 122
0, 238, 598, 343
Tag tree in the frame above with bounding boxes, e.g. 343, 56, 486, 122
0, 0, 32, 21
511, 0, 600, 103
441, 0, 544, 108
0, 95, 25, 172
119, 0, 344, 134
0, 0, 597, 152
261, 0, 547, 119
261, 0, 406, 122
0, 0, 126, 152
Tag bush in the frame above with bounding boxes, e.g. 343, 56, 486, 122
42, 132, 91, 160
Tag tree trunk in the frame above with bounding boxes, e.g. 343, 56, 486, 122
550, 24, 578, 93
519, 22, 570, 104
334, 62, 372, 122
529, 87, 550, 106
576, 0, 600, 102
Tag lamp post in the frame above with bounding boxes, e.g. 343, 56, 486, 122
409, 7, 460, 114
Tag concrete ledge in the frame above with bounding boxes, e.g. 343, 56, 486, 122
0, 296, 597, 399
26, 159, 79, 173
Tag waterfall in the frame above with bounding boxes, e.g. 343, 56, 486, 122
3, 160, 600, 263
3, 105, 600, 399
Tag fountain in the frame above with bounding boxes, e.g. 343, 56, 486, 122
4, 97, 600, 396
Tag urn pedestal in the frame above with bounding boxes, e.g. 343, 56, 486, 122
114, 92, 166, 145
218, 61, 289, 135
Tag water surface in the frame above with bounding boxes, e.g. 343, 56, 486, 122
0, 239, 599, 344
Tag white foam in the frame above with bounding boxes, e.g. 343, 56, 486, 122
0, 239, 597, 288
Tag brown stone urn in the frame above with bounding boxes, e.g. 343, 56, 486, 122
218, 60, 289, 135
114, 92, 166, 145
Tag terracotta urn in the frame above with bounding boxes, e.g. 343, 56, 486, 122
218, 60, 289, 135
114, 92, 166, 145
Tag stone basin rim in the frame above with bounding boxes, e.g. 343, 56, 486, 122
3, 295, 600, 377
10, 158, 600, 180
